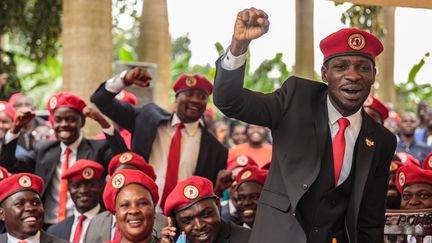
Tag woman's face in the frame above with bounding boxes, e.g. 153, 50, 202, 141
115, 184, 155, 242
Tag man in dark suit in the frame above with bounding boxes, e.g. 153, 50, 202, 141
47, 160, 105, 243
0, 173, 69, 243
161, 176, 251, 243
0, 92, 115, 225
213, 8, 396, 243
91, 71, 227, 211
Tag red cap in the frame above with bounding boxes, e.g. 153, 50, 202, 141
108, 152, 156, 180
0, 101, 15, 120
8, 92, 23, 107
363, 95, 389, 120
396, 165, 432, 194
227, 154, 258, 171
116, 90, 137, 106
320, 28, 383, 63
173, 74, 213, 95
389, 161, 404, 173
0, 173, 44, 203
164, 176, 217, 216
423, 152, 432, 171
47, 92, 87, 115
103, 169, 159, 214
236, 166, 268, 187
396, 152, 421, 167
61, 159, 104, 181
0, 166, 9, 181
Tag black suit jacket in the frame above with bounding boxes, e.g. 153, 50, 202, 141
0, 231, 70, 243
215, 220, 251, 243
90, 83, 227, 184
213, 60, 396, 243
0, 137, 113, 195
46, 215, 74, 241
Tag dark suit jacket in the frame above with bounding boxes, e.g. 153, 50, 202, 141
83, 211, 168, 243
46, 215, 74, 241
213, 60, 396, 243
215, 220, 251, 243
91, 84, 228, 184
0, 231, 70, 243
0, 137, 113, 195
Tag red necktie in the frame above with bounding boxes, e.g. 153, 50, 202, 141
332, 118, 350, 185
58, 147, 71, 222
113, 224, 122, 241
72, 214, 87, 243
160, 123, 185, 210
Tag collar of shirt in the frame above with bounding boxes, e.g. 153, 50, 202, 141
171, 113, 200, 136
73, 204, 101, 220
327, 95, 362, 136
60, 135, 83, 155
7, 231, 40, 243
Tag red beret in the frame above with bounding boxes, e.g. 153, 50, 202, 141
227, 154, 258, 171
0, 166, 9, 181
396, 152, 421, 167
363, 95, 389, 121
116, 90, 137, 106
173, 74, 213, 95
108, 152, 156, 180
320, 28, 383, 63
0, 101, 15, 120
396, 165, 432, 194
164, 176, 217, 216
236, 166, 268, 188
389, 161, 403, 173
423, 152, 432, 171
103, 169, 159, 214
8, 92, 23, 107
47, 92, 87, 115
61, 159, 104, 181
0, 173, 44, 203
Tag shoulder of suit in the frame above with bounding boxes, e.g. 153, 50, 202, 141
201, 128, 228, 152
34, 140, 61, 151
41, 230, 70, 243
285, 76, 327, 89
226, 221, 251, 240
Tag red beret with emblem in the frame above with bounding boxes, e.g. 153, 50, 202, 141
0, 173, 44, 203
395, 152, 421, 167
363, 95, 389, 121
396, 164, 432, 194
0, 166, 9, 181
164, 176, 217, 216
0, 101, 16, 120
116, 90, 137, 106
173, 74, 213, 95
227, 154, 258, 171
108, 152, 156, 180
47, 92, 87, 115
320, 28, 383, 63
103, 169, 159, 214
61, 159, 104, 181
423, 152, 432, 171
236, 166, 268, 188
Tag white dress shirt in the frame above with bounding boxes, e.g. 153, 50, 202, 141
7, 231, 40, 243
44, 135, 83, 224
69, 204, 101, 243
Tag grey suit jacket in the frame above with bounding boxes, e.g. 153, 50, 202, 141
0, 231, 70, 243
213, 59, 396, 243
84, 211, 167, 243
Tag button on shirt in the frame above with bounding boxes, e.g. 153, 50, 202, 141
45, 135, 83, 224
69, 204, 101, 243
7, 231, 40, 243
149, 114, 202, 211
327, 96, 362, 186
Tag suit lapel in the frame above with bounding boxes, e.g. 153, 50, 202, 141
351, 111, 376, 224
314, 91, 330, 162
40, 231, 54, 243
77, 138, 91, 160
195, 127, 209, 176
42, 143, 62, 194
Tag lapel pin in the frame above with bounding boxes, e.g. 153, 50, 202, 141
365, 138, 374, 147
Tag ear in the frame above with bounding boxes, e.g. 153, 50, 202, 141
321, 65, 328, 83
0, 207, 5, 221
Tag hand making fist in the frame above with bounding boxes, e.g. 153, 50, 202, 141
123, 67, 152, 87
